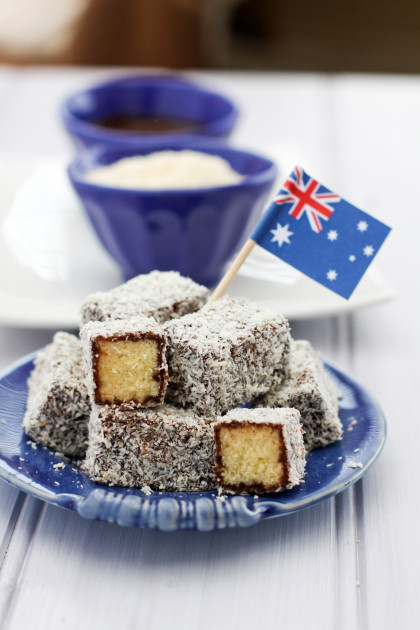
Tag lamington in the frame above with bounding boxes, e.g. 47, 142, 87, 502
80, 317, 168, 408
84, 404, 216, 491
253, 340, 342, 451
80, 270, 209, 326
214, 408, 306, 494
23, 332, 90, 458
164, 296, 291, 416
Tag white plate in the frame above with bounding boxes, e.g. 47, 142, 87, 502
0, 155, 395, 329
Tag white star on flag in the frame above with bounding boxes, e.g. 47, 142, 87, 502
327, 269, 338, 281
270, 223, 293, 248
327, 230, 338, 241
357, 221, 368, 232
349, 255, 356, 262
363, 245, 374, 257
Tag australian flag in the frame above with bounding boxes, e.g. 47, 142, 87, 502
251, 166, 391, 299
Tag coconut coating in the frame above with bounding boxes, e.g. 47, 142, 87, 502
23, 332, 90, 458
164, 296, 291, 416
253, 340, 342, 450
84, 404, 216, 491
80, 271, 209, 326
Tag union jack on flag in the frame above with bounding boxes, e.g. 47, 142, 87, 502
275, 166, 341, 233
251, 166, 391, 299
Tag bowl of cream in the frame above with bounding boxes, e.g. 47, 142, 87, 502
68, 142, 277, 286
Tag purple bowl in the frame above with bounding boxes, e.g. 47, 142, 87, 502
68, 142, 277, 287
61, 75, 239, 152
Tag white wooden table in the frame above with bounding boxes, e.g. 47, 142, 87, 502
0, 68, 418, 630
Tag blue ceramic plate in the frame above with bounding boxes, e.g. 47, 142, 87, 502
0, 351, 386, 531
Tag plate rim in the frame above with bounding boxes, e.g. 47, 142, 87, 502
0, 272, 396, 329
0, 350, 387, 531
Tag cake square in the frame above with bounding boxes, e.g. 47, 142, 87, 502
80, 270, 209, 326
214, 408, 305, 494
253, 340, 342, 451
164, 296, 291, 416
84, 404, 215, 491
23, 332, 90, 458
80, 317, 168, 408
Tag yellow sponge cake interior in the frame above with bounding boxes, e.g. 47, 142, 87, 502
214, 407, 306, 494
95, 336, 162, 405
217, 424, 284, 490
80, 317, 169, 408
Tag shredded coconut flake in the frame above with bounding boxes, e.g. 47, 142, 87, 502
80, 271, 208, 326
85, 150, 243, 190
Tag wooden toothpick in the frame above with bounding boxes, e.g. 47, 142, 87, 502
207, 239, 256, 305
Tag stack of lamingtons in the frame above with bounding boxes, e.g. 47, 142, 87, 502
23, 271, 342, 495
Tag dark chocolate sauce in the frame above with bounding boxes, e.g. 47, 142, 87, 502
94, 115, 201, 134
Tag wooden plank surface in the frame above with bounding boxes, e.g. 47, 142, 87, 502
332, 76, 420, 629
0, 69, 417, 630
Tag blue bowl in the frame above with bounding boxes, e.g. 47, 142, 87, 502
61, 74, 239, 152
68, 142, 277, 286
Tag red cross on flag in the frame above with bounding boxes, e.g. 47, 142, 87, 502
274, 166, 341, 233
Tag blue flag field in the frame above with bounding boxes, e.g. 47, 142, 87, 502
251, 166, 391, 299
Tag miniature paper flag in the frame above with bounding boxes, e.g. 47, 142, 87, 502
251, 166, 391, 299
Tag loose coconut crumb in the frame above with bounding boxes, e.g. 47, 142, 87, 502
348, 461, 363, 469
141, 485, 153, 496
